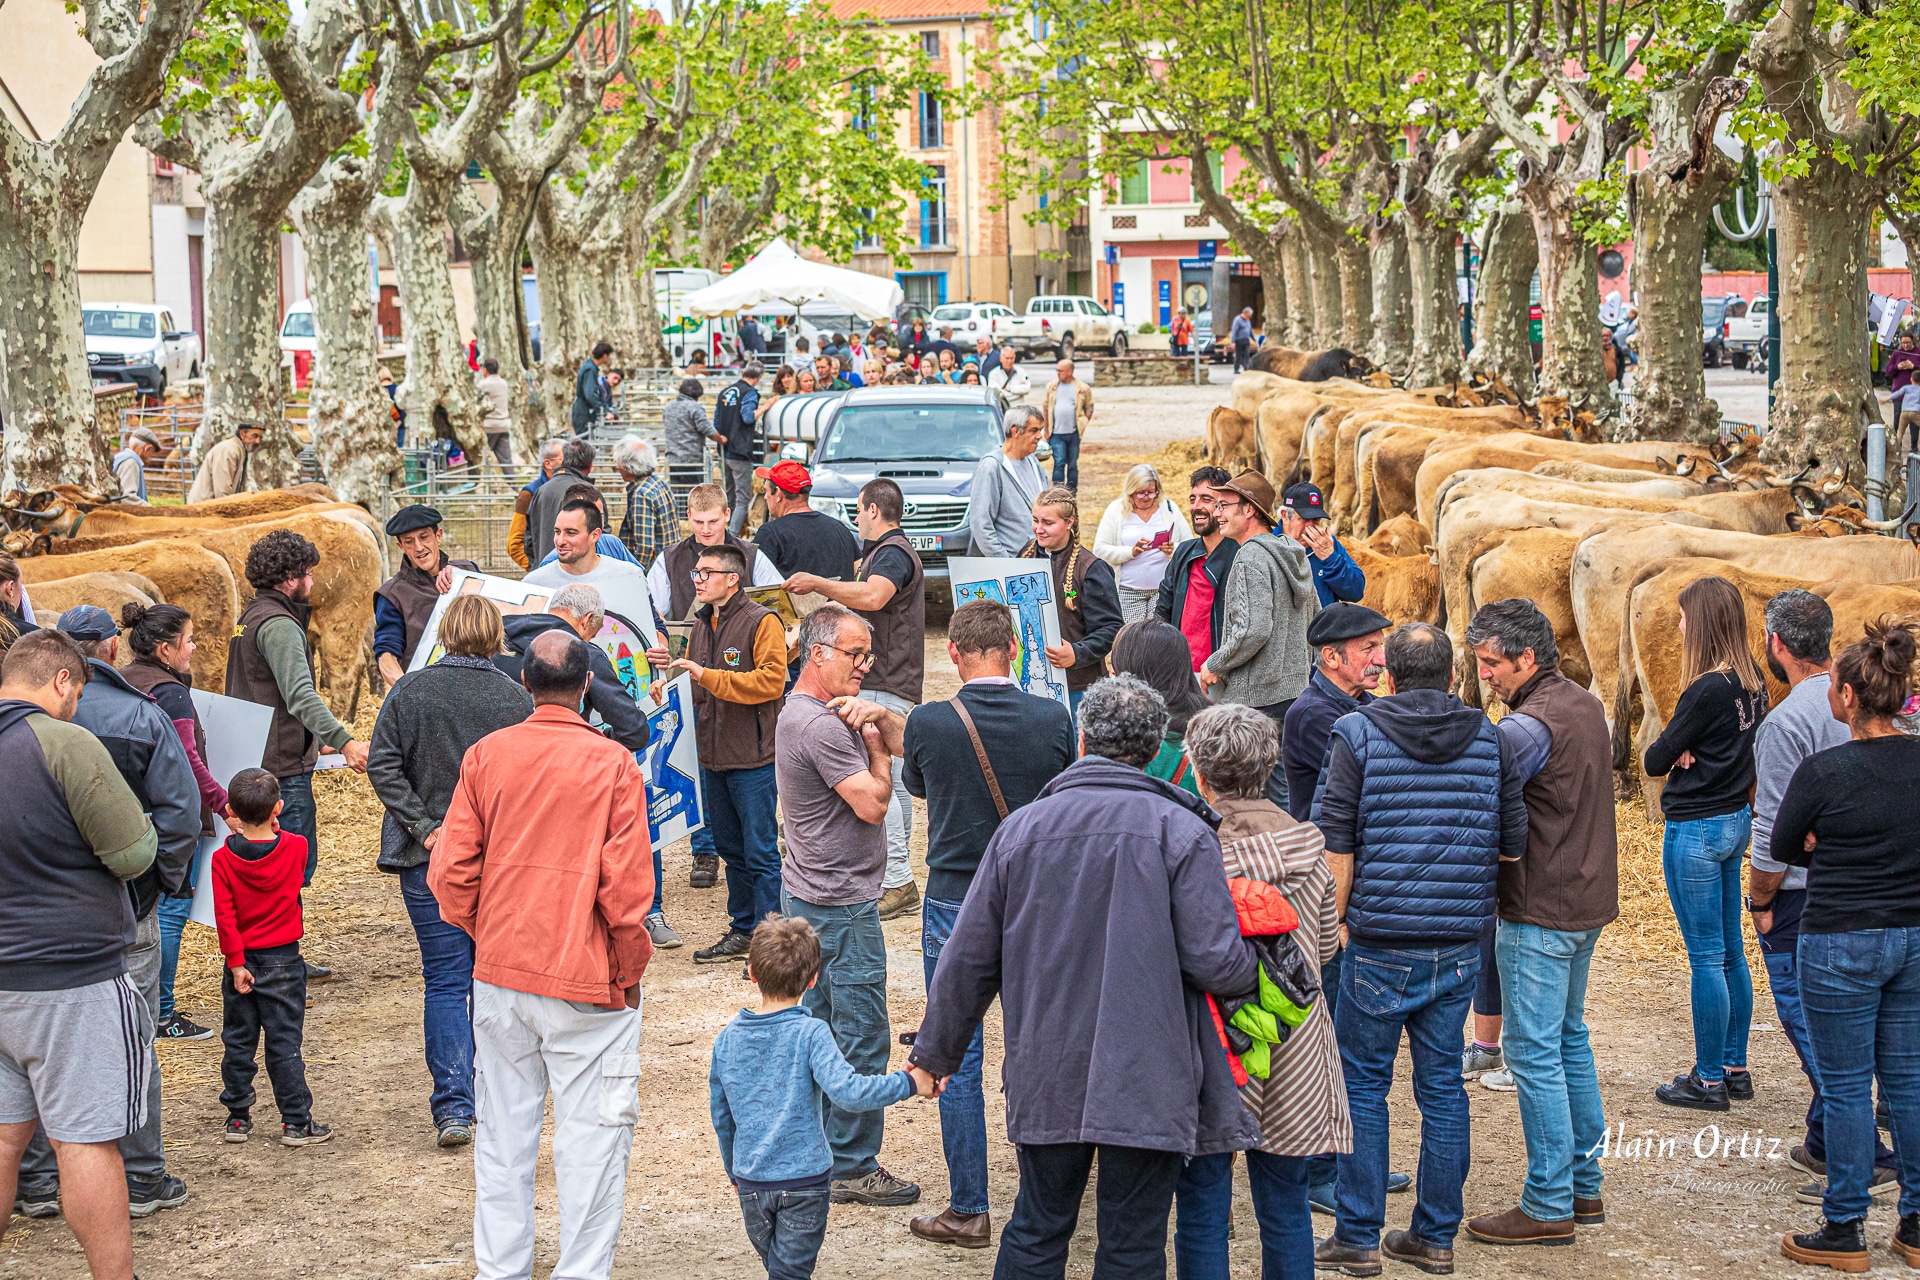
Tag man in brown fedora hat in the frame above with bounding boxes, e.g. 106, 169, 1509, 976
1198, 469, 1320, 807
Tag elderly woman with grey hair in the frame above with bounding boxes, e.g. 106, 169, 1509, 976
1094, 464, 1193, 623
1173, 702, 1346, 1280
612, 434, 679, 570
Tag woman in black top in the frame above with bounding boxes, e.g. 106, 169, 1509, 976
1774, 619, 1920, 1270
1019, 486, 1121, 721
1642, 575, 1769, 1112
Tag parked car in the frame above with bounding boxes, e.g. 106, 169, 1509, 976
761, 384, 1003, 591
1722, 294, 1770, 369
997, 295, 1128, 360
84, 304, 199, 395
1700, 294, 1737, 367
280, 299, 318, 388
930, 301, 1020, 343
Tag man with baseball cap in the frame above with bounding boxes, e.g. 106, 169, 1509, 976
112, 427, 164, 503
1280, 483, 1366, 608
374, 505, 479, 687
751, 460, 858, 582
1198, 470, 1319, 807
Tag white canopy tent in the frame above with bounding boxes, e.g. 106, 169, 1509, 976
683, 237, 902, 322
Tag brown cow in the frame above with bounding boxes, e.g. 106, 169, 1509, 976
1206, 405, 1258, 473
19, 544, 236, 689
1331, 406, 1532, 533
1248, 345, 1362, 381
1364, 515, 1433, 558
1345, 540, 1441, 626
1412, 434, 1715, 530
25, 573, 167, 668
1432, 470, 1803, 538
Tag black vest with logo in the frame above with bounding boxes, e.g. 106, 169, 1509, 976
225, 590, 320, 778
856, 527, 925, 703
689, 591, 779, 770
663, 534, 764, 620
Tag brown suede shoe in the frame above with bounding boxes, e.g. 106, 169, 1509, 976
1465, 1205, 1575, 1247
1382, 1229, 1453, 1274
1573, 1197, 1605, 1225
910, 1208, 990, 1249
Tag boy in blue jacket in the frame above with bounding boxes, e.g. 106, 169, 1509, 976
711, 916, 936, 1277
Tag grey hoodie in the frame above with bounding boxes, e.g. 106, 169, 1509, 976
1205, 531, 1320, 708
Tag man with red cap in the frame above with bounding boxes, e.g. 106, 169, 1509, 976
751, 461, 859, 582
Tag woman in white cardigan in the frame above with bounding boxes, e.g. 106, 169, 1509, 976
1094, 463, 1194, 622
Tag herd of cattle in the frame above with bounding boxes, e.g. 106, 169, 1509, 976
0, 486, 384, 721
1210, 353, 1920, 810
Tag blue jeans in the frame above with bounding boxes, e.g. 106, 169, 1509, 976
780, 893, 889, 1180
707, 764, 781, 936
1334, 939, 1477, 1250
280, 771, 318, 885
1766, 945, 1894, 1163
1661, 808, 1754, 1082
1799, 928, 1920, 1222
1173, 1151, 1314, 1280
400, 864, 477, 1126
739, 1184, 830, 1279
923, 896, 988, 1216
1051, 431, 1080, 488
157, 891, 194, 1020
1495, 920, 1606, 1223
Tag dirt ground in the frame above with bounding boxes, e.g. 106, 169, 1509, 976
2, 377, 1873, 1279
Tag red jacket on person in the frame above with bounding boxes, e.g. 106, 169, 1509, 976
211, 832, 307, 969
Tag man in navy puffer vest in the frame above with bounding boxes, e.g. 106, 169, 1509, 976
1311, 622, 1529, 1276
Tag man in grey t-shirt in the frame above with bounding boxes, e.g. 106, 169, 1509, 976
774, 603, 919, 1207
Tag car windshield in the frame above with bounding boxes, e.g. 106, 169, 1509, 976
84, 310, 156, 339
933, 306, 971, 321
819, 403, 1001, 464
282, 311, 316, 338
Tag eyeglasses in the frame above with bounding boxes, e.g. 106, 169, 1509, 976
818, 642, 877, 671
689, 568, 739, 582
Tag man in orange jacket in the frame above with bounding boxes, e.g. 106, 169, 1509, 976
430, 629, 654, 1280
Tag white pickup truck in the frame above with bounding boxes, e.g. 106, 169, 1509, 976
84, 303, 201, 396
996, 295, 1129, 361
1721, 294, 1770, 369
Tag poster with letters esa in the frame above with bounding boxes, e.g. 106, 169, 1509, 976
946, 556, 1071, 711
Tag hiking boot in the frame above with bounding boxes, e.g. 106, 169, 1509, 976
1465, 1205, 1574, 1247
1893, 1213, 1920, 1268
1574, 1197, 1606, 1225
1382, 1230, 1453, 1275
878, 881, 922, 920
645, 912, 683, 949
155, 1012, 214, 1042
1797, 1169, 1899, 1205
13, 1181, 59, 1219
304, 960, 333, 984
1462, 1044, 1504, 1080
832, 1166, 921, 1206
1791, 1146, 1828, 1178
1480, 1067, 1516, 1092
1782, 1217, 1869, 1271
281, 1121, 334, 1148
694, 930, 753, 964
910, 1207, 990, 1248
436, 1121, 474, 1148
1655, 1069, 1730, 1112
1725, 1068, 1754, 1100
223, 1116, 252, 1144
126, 1174, 187, 1218
1314, 1236, 1382, 1276
689, 854, 719, 888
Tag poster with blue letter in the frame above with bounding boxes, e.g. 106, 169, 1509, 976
948, 556, 1071, 711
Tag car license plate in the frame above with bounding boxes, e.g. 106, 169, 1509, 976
908, 535, 943, 551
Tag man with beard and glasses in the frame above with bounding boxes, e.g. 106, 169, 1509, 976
1153, 466, 1238, 672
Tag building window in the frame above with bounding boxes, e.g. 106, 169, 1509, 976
1184, 213, 1211, 228
856, 208, 881, 249
921, 30, 940, 56
918, 92, 943, 149
851, 81, 877, 139
1119, 161, 1150, 205
898, 271, 947, 308
920, 166, 949, 246
1111, 214, 1138, 230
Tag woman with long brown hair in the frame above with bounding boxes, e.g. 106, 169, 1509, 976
1019, 486, 1121, 719
1109, 618, 1207, 794
1642, 575, 1769, 1112
1773, 619, 1920, 1271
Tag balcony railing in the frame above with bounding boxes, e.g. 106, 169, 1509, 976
917, 216, 957, 248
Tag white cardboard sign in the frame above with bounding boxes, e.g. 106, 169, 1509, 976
947, 556, 1072, 710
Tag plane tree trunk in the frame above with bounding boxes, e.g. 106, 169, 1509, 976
1464, 201, 1539, 400
1369, 217, 1412, 378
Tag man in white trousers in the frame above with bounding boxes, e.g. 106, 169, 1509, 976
431, 630, 656, 1279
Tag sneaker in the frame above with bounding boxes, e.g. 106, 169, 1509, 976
281, 1121, 334, 1147
1309, 1182, 1336, 1215
1382, 1229, 1453, 1275
1462, 1044, 1504, 1080
878, 881, 922, 921
645, 912, 683, 949
126, 1173, 187, 1218
155, 1012, 214, 1042
1480, 1067, 1516, 1092
693, 930, 753, 964
223, 1116, 252, 1144
1315, 1235, 1383, 1276
436, 1121, 474, 1148
1655, 1070, 1730, 1112
13, 1182, 59, 1219
832, 1166, 921, 1206
1791, 1145, 1828, 1178
1725, 1069, 1754, 1100
1893, 1212, 1920, 1268
1387, 1172, 1412, 1195
689, 853, 719, 889
1795, 1170, 1899, 1206
1782, 1217, 1869, 1271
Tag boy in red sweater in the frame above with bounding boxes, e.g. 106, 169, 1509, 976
212, 769, 332, 1147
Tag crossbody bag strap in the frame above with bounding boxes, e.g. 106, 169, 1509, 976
947, 694, 1010, 821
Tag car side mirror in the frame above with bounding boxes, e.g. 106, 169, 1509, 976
780, 440, 810, 464
162, 332, 180, 341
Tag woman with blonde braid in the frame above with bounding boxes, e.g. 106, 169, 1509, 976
1019, 486, 1122, 719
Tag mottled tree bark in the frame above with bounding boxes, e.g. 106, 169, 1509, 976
1282, 229, 1314, 347
1369, 218, 1412, 378
1405, 215, 1462, 387
1464, 202, 1538, 400
1302, 230, 1343, 350
1337, 236, 1374, 358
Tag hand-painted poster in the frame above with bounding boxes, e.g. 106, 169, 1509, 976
186, 690, 274, 928
947, 556, 1071, 710
408, 569, 705, 843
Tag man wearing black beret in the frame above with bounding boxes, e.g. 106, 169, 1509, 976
374, 505, 479, 687
1282, 602, 1391, 822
